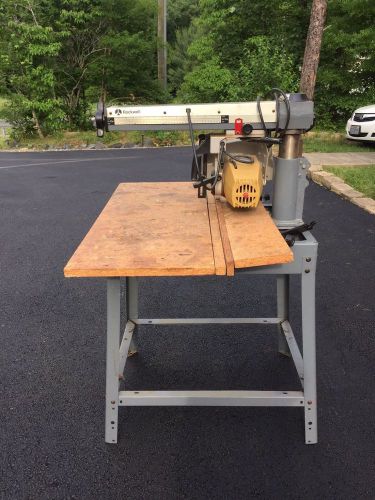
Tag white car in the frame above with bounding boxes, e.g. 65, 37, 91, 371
346, 104, 375, 143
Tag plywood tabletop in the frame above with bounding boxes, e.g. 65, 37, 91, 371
64, 182, 293, 278
217, 197, 294, 269
64, 183, 216, 277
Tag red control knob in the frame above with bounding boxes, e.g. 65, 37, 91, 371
234, 118, 243, 135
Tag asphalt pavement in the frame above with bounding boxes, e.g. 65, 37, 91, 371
1, 148, 374, 499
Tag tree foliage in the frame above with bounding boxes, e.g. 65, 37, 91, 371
176, 0, 310, 102
173, 0, 374, 128
316, 0, 375, 127
0, 0, 65, 137
0, 0, 164, 136
0, 0, 373, 136
90, 0, 165, 104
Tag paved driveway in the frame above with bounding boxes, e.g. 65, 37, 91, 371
1, 149, 374, 499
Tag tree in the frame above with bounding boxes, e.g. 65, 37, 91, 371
52, 0, 107, 129
87, 0, 166, 104
168, 25, 199, 95
1, 0, 373, 135
314, 0, 375, 127
167, 0, 199, 43
176, 0, 308, 103
300, 0, 327, 99
0, 0, 166, 136
167, 0, 200, 95
0, 0, 65, 138
176, 0, 374, 128
227, 36, 299, 101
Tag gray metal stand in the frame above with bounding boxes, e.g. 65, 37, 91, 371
104, 233, 318, 444
277, 274, 290, 356
105, 278, 121, 444
126, 277, 138, 356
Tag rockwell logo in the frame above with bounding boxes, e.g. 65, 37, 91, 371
122, 109, 141, 114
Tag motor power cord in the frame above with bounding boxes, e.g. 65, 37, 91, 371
256, 88, 291, 145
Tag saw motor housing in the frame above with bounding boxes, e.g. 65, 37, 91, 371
193, 134, 270, 209
222, 155, 263, 208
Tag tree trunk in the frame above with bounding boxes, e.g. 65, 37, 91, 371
32, 110, 44, 138
300, 0, 327, 100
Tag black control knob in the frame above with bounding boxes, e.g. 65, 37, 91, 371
242, 123, 253, 135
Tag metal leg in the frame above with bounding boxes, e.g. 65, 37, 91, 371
302, 256, 318, 444
126, 277, 138, 355
277, 275, 291, 356
105, 278, 121, 444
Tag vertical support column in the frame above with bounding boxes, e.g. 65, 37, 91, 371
302, 253, 318, 444
126, 277, 139, 355
272, 132, 307, 229
105, 278, 121, 444
272, 157, 301, 227
277, 275, 290, 356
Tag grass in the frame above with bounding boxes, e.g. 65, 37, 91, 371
303, 131, 374, 153
325, 165, 375, 199
0, 129, 192, 150
0, 125, 374, 153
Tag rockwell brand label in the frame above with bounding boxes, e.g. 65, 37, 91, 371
122, 109, 141, 114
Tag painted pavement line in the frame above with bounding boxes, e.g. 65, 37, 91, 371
0, 155, 141, 170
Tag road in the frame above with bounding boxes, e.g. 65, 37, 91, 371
1, 148, 374, 499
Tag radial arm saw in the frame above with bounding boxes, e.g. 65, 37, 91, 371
94, 90, 314, 230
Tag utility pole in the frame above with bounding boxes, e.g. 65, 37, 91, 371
300, 0, 327, 100
157, 0, 167, 90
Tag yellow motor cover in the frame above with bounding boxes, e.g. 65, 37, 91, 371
222, 156, 263, 208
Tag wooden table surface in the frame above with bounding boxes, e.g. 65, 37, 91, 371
64, 182, 293, 278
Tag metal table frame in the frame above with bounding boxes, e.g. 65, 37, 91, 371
104, 232, 318, 445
